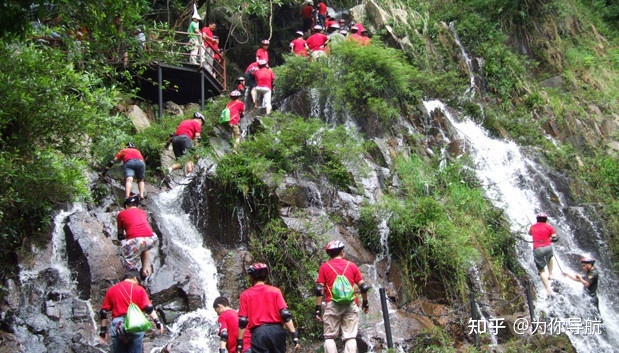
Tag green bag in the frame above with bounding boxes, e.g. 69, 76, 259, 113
121, 283, 152, 333
125, 303, 152, 333
219, 107, 231, 123
327, 261, 355, 304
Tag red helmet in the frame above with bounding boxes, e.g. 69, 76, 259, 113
247, 263, 269, 278
580, 257, 596, 264
325, 240, 345, 252
261, 39, 270, 45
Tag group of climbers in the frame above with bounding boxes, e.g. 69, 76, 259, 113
211, 240, 369, 353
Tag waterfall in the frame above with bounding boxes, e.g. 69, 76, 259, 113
150, 184, 221, 352
424, 100, 619, 352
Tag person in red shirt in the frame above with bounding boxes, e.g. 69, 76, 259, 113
214, 296, 241, 353
225, 90, 245, 151
251, 60, 275, 115
529, 212, 558, 297
236, 76, 246, 95
103, 142, 146, 199
347, 26, 364, 45
256, 39, 270, 65
289, 31, 308, 56
305, 25, 329, 59
316, 0, 328, 28
169, 112, 204, 174
237, 263, 300, 353
99, 271, 164, 352
117, 195, 158, 279
325, 16, 336, 29
300, 0, 315, 34
212, 35, 223, 75
358, 29, 371, 46
201, 22, 217, 75
315, 240, 369, 353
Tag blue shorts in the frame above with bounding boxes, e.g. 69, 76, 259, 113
172, 135, 193, 159
123, 159, 145, 179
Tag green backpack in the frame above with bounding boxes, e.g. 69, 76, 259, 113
327, 261, 355, 304
219, 107, 231, 123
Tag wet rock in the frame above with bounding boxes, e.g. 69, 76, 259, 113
0, 332, 25, 353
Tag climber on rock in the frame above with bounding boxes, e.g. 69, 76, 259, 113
169, 112, 205, 175
103, 142, 147, 200
529, 212, 558, 298
117, 194, 158, 280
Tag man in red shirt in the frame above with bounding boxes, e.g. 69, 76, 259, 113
237, 263, 300, 353
347, 26, 364, 45
117, 195, 158, 279
169, 112, 204, 174
103, 142, 146, 199
213, 296, 252, 353
244, 62, 260, 105
529, 212, 558, 297
289, 31, 308, 56
226, 90, 245, 151
300, 0, 314, 34
315, 240, 369, 353
201, 22, 217, 75
305, 25, 329, 59
316, 0, 328, 28
256, 39, 270, 65
99, 271, 164, 352
251, 60, 275, 115
236, 76, 246, 95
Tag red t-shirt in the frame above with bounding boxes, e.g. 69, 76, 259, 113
306, 33, 329, 52
253, 67, 275, 90
256, 48, 269, 64
325, 19, 336, 28
227, 100, 245, 126
202, 27, 215, 47
236, 83, 246, 92
317, 2, 327, 15
316, 258, 363, 304
101, 280, 152, 318
174, 119, 202, 140
238, 283, 287, 332
301, 5, 314, 19
115, 148, 144, 163
218, 309, 239, 353
290, 38, 308, 56
348, 33, 364, 44
117, 207, 154, 239
529, 222, 556, 249
245, 62, 259, 74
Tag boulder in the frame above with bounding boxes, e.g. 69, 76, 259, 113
164, 101, 184, 116
126, 104, 151, 131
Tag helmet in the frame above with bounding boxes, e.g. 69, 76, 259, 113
536, 212, 548, 221
313, 25, 323, 31
261, 39, 270, 45
257, 59, 268, 66
329, 23, 340, 29
124, 194, 140, 207
580, 257, 596, 264
194, 112, 205, 124
339, 18, 346, 23
350, 26, 358, 32
237, 76, 245, 81
325, 240, 345, 252
340, 30, 348, 35
295, 30, 304, 36
247, 263, 269, 279
230, 90, 242, 98
126, 142, 135, 148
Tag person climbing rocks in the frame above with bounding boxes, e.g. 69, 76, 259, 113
305, 25, 329, 59
169, 112, 204, 175
347, 26, 364, 44
236, 76, 246, 95
358, 29, 371, 46
563, 257, 600, 310
289, 31, 308, 56
315, 240, 370, 353
99, 270, 164, 353
237, 263, 300, 353
187, 13, 202, 64
528, 212, 558, 298
300, 0, 315, 35
326, 23, 345, 46
244, 61, 260, 105
117, 194, 158, 280
251, 60, 275, 115
201, 21, 217, 74
256, 39, 270, 65
103, 142, 146, 200
225, 90, 245, 151
316, 0, 328, 29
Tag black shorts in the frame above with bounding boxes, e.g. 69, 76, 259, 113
251, 324, 286, 353
172, 135, 193, 159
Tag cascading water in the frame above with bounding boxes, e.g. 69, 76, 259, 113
423, 99, 619, 352
149, 183, 221, 352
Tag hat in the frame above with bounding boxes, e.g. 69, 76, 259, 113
192, 3, 201, 20
313, 25, 323, 30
